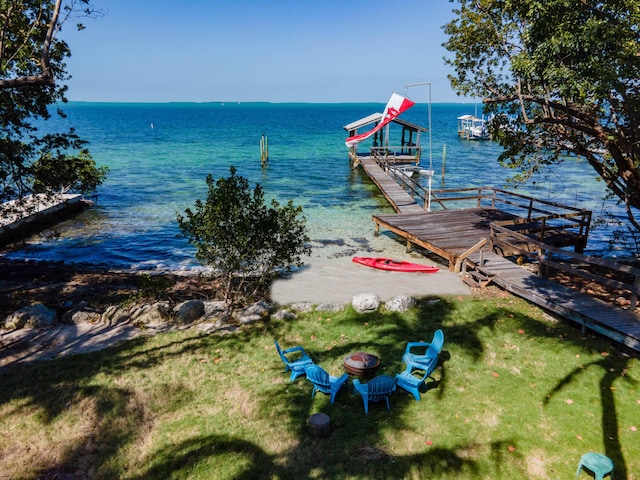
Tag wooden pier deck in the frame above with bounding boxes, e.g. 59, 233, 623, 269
477, 252, 640, 352
359, 157, 425, 214
355, 160, 640, 352
374, 207, 519, 271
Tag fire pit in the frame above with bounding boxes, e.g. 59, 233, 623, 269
343, 351, 381, 377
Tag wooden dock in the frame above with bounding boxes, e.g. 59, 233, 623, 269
356, 160, 640, 352
358, 157, 425, 214
477, 252, 640, 352
374, 207, 519, 271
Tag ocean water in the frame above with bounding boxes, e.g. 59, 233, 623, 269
4, 102, 626, 272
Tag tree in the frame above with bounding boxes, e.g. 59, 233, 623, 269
0, 0, 107, 209
177, 167, 311, 304
443, 1, 640, 230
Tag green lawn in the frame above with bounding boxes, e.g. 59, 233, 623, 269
1, 292, 638, 479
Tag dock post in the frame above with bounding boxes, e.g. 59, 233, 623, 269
260, 134, 269, 167
442, 144, 446, 182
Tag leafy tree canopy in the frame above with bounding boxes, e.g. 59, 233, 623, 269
0, 0, 107, 206
177, 167, 311, 303
443, 0, 640, 229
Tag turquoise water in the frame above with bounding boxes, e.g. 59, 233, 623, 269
5, 102, 626, 271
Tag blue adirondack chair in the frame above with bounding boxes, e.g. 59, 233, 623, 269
402, 329, 444, 373
274, 339, 314, 382
304, 364, 349, 404
352, 375, 397, 414
395, 366, 431, 401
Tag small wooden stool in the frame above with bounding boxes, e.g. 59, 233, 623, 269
576, 452, 614, 480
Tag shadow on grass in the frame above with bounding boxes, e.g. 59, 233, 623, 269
0, 294, 636, 478
543, 353, 637, 479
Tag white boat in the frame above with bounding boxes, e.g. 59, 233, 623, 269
457, 114, 490, 140
387, 164, 418, 178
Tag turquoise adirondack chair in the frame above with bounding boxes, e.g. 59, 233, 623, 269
304, 364, 349, 404
402, 329, 444, 373
395, 366, 431, 401
274, 339, 314, 382
353, 375, 397, 414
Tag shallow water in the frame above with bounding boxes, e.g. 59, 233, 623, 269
5, 102, 628, 272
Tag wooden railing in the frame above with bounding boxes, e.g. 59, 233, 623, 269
371, 146, 421, 164
366, 182, 592, 248
488, 222, 640, 310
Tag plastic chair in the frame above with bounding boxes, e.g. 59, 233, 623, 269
274, 339, 314, 382
395, 365, 430, 401
576, 452, 614, 480
304, 364, 349, 404
353, 375, 396, 414
402, 329, 444, 374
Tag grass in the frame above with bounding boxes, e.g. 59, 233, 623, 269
0, 290, 638, 479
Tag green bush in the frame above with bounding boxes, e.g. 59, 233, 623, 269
177, 167, 310, 303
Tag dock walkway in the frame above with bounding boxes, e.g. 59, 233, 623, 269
476, 252, 640, 352
359, 157, 424, 214
357, 159, 640, 352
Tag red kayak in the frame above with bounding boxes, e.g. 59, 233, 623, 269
352, 257, 439, 273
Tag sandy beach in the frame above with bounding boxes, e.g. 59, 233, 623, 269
271, 255, 470, 305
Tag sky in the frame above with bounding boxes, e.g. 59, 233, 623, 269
62, 0, 463, 103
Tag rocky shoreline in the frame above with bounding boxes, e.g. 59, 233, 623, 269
0, 257, 420, 367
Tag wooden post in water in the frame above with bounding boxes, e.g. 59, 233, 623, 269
260, 134, 269, 167
441, 144, 447, 183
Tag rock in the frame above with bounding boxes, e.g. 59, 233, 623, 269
352, 294, 380, 313
234, 300, 273, 325
203, 300, 228, 317
273, 309, 297, 320
173, 300, 205, 325
68, 310, 102, 324
197, 322, 224, 334
4, 303, 57, 329
243, 300, 274, 317
62, 301, 101, 324
290, 302, 314, 313
315, 302, 345, 312
385, 295, 417, 312
236, 314, 262, 325
131, 302, 171, 325
102, 305, 130, 326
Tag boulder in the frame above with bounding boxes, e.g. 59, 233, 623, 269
315, 302, 345, 312
290, 302, 314, 313
273, 309, 297, 320
4, 303, 57, 329
173, 300, 205, 325
203, 300, 228, 317
352, 294, 380, 313
62, 301, 101, 324
243, 300, 274, 317
131, 302, 171, 325
385, 295, 417, 312
102, 305, 130, 326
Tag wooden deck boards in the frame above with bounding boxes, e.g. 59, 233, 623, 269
358, 158, 424, 214
355, 161, 640, 352
478, 252, 640, 351
374, 208, 520, 260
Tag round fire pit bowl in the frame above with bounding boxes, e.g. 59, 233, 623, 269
343, 351, 381, 377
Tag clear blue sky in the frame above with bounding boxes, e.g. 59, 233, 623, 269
63, 0, 463, 103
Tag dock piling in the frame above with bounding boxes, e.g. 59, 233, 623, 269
260, 134, 269, 167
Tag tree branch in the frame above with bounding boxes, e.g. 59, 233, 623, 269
0, 0, 62, 89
